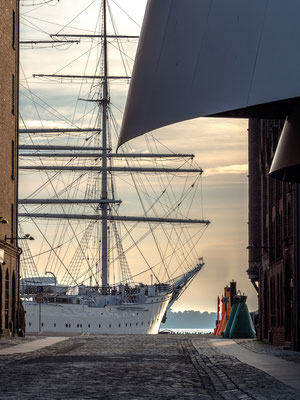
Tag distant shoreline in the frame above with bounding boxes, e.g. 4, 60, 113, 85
163, 310, 217, 331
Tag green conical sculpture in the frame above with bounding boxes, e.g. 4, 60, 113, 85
223, 296, 239, 338
229, 295, 256, 339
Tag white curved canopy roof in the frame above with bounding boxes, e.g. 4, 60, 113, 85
118, 0, 300, 147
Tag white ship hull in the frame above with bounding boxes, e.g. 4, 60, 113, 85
23, 292, 172, 335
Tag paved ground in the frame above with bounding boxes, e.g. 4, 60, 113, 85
0, 335, 39, 350
0, 335, 300, 399
0, 336, 68, 355
236, 339, 300, 364
210, 339, 300, 390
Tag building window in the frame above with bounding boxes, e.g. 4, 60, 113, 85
0, 266, 2, 332
280, 272, 283, 326
12, 74, 15, 115
118, 323, 121, 328
66, 324, 68, 328
270, 277, 275, 327
11, 141, 15, 180
136, 322, 138, 326
12, 272, 16, 327
12, 10, 16, 50
277, 275, 280, 327
54, 323, 56, 327
10, 204, 14, 243
5, 270, 9, 329
287, 203, 292, 236
88, 324, 90, 328
77, 324, 79, 328
275, 211, 282, 259
109, 324, 111, 328
29, 322, 31, 327
41, 323, 44, 327
99, 324, 101, 328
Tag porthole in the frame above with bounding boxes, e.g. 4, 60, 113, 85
136, 313, 139, 315
101, 313, 103, 315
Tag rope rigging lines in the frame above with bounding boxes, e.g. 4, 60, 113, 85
19, 0, 209, 290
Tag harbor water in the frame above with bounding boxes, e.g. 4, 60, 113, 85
160, 328, 213, 334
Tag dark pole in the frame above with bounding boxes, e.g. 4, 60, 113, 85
16, 0, 20, 336
230, 281, 237, 307
16, 247, 22, 335
294, 184, 300, 351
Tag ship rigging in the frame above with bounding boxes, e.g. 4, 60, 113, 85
18, 0, 210, 334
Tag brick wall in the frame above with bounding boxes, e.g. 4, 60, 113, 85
248, 119, 297, 349
0, 0, 19, 336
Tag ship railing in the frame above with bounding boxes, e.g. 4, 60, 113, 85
90, 284, 149, 296
155, 284, 172, 293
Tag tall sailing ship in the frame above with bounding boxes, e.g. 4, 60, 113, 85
18, 0, 210, 334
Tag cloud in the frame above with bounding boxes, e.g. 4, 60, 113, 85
205, 164, 248, 176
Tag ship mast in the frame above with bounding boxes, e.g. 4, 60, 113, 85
101, 0, 109, 287
19, 1, 210, 289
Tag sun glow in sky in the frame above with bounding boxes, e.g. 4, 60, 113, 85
19, 0, 256, 312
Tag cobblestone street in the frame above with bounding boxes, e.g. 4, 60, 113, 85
1, 335, 300, 399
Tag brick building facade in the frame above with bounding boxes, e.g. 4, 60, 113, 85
248, 119, 300, 350
0, 1, 19, 336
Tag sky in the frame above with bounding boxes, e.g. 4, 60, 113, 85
19, 0, 257, 312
